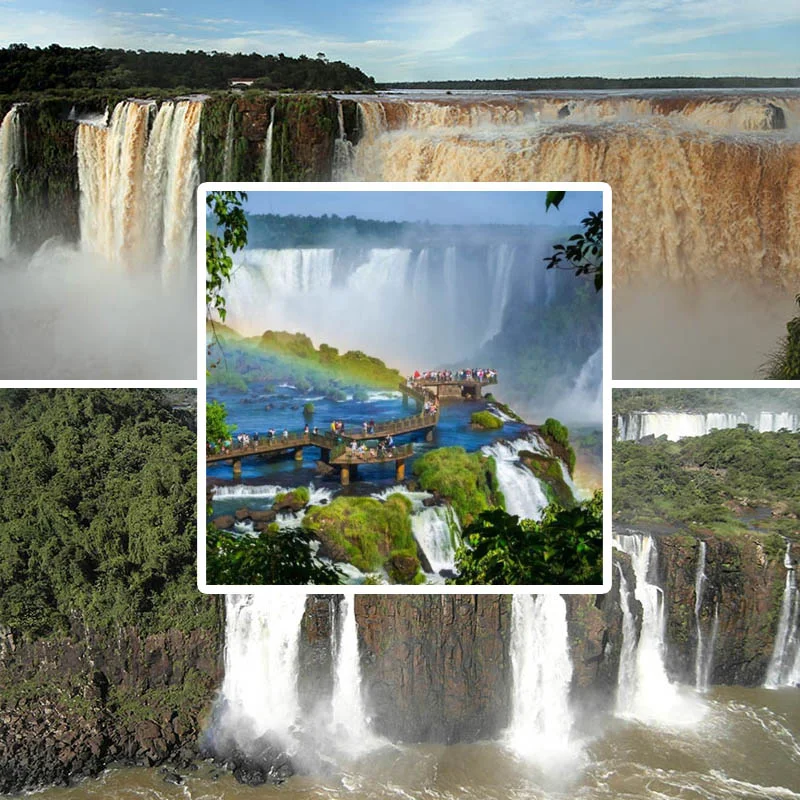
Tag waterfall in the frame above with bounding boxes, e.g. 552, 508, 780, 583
617, 411, 800, 441
343, 96, 800, 294
0, 105, 23, 258
615, 564, 638, 713
222, 102, 236, 181
764, 544, 800, 689
262, 105, 275, 182
330, 597, 375, 752
332, 100, 355, 179
506, 595, 579, 770
693, 541, 714, 692
481, 244, 515, 345
76, 98, 201, 275
216, 594, 308, 753
481, 437, 550, 521
412, 505, 461, 575
225, 242, 550, 366
613, 533, 705, 725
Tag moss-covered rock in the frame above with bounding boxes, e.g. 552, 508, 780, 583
303, 494, 415, 572
272, 486, 310, 513
537, 417, 577, 475
470, 411, 503, 430
387, 549, 423, 584
518, 450, 576, 507
412, 447, 501, 526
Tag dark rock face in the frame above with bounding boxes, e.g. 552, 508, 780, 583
656, 532, 788, 686
356, 596, 512, 743
0, 615, 224, 794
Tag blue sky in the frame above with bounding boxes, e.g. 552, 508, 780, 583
242, 190, 601, 226
2, 0, 798, 81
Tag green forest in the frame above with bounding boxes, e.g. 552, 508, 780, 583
0, 44, 375, 93
0, 389, 207, 639
613, 427, 800, 537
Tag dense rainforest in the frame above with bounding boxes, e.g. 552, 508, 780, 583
0, 44, 376, 94
0, 389, 208, 639
613, 426, 800, 538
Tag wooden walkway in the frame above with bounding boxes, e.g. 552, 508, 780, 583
207, 372, 496, 484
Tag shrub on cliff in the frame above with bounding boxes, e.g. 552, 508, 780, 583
303, 495, 415, 574
412, 447, 501, 525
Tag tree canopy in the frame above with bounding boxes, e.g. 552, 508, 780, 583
0, 44, 375, 93
0, 389, 206, 639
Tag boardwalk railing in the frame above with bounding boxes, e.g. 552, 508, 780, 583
331, 441, 415, 465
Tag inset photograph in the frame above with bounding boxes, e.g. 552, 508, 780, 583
202, 184, 608, 589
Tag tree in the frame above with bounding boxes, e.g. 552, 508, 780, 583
206, 190, 248, 326
762, 294, 800, 379
544, 191, 603, 291
452, 491, 603, 585
206, 399, 236, 444
206, 525, 343, 585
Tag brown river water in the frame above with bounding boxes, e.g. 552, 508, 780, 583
28, 687, 799, 800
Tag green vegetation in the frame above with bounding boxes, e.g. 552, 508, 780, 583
303, 402, 315, 416
453, 491, 603, 585
471, 410, 503, 430
206, 400, 236, 444
519, 451, 576, 507
763, 295, 800, 380
544, 193, 602, 291
412, 447, 502, 526
207, 324, 404, 393
206, 525, 342, 585
0, 390, 208, 639
206, 191, 248, 330
303, 495, 417, 578
613, 427, 800, 535
484, 395, 525, 423
0, 44, 375, 93
539, 418, 577, 474
387, 548, 424, 584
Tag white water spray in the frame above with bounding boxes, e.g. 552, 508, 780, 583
613, 533, 706, 725
262, 105, 275, 181
765, 544, 800, 689
0, 105, 23, 258
217, 594, 308, 753
506, 595, 579, 771
412, 504, 461, 575
330, 597, 376, 753
482, 437, 551, 521
617, 411, 800, 441
693, 541, 714, 692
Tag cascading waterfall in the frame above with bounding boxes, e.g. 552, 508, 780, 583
481, 437, 551, 521
615, 564, 638, 713
76, 98, 201, 274
411, 505, 461, 575
693, 541, 714, 692
481, 243, 515, 345
0, 105, 23, 258
332, 100, 354, 179
225, 241, 554, 366
330, 597, 376, 753
222, 102, 236, 180
343, 96, 800, 292
216, 594, 308, 753
618, 410, 800, 441
506, 594, 579, 770
613, 533, 705, 725
764, 544, 800, 689
262, 105, 275, 182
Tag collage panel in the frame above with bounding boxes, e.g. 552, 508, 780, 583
201, 183, 609, 591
